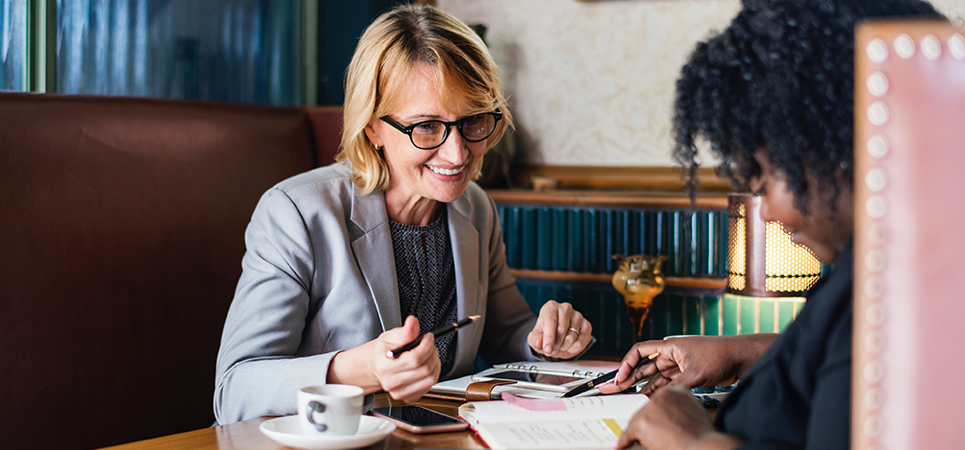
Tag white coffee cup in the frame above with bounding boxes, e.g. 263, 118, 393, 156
297, 384, 364, 436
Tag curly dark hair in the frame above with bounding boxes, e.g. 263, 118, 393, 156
673, 0, 942, 213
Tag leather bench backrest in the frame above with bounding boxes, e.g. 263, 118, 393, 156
0, 93, 321, 449
852, 21, 965, 450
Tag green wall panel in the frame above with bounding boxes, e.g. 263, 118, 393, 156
512, 282, 808, 357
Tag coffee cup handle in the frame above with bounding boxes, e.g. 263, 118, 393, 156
307, 401, 328, 432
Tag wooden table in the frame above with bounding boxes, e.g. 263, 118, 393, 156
102, 394, 716, 449
101, 395, 488, 450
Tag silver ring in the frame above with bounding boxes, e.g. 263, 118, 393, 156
568, 327, 580, 337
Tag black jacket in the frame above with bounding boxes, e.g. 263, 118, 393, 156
716, 243, 852, 449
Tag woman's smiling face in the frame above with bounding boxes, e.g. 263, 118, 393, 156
748, 149, 854, 264
366, 63, 489, 211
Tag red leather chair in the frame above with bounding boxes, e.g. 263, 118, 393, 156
853, 21, 965, 449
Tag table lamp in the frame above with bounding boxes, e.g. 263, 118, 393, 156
724, 194, 822, 333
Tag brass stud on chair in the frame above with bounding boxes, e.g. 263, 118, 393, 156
867, 38, 889, 62
865, 303, 885, 326
867, 101, 889, 125
864, 415, 883, 438
864, 360, 884, 384
867, 72, 889, 96
895, 33, 916, 58
950, 34, 965, 59
864, 249, 885, 272
865, 195, 887, 219
864, 388, 883, 411
864, 331, 884, 353
867, 134, 889, 158
864, 276, 884, 299
867, 223, 887, 246
922, 34, 941, 60
865, 167, 887, 192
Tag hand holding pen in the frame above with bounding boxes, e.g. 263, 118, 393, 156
387, 315, 480, 358
360, 316, 443, 404
329, 315, 481, 404
598, 335, 761, 395
563, 352, 659, 398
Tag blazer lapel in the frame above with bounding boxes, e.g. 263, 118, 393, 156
349, 187, 401, 332
448, 198, 483, 374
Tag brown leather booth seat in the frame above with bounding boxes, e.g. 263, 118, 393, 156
0, 93, 340, 449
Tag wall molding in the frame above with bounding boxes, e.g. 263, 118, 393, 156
512, 165, 734, 192
511, 269, 727, 290
487, 189, 728, 209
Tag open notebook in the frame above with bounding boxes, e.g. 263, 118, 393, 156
429, 360, 621, 401
458, 394, 649, 449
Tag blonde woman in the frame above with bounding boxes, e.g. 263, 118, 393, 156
214, 4, 593, 425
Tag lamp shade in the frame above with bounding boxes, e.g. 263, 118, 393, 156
726, 194, 822, 297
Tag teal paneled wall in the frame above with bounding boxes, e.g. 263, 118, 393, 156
497, 203, 807, 356
319, 0, 405, 105
514, 278, 720, 357
515, 279, 633, 357
497, 203, 731, 355
497, 205, 727, 277
515, 280, 806, 357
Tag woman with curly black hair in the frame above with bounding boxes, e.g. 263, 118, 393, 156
598, 0, 943, 448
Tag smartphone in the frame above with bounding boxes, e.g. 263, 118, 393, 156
471, 370, 587, 392
369, 405, 468, 434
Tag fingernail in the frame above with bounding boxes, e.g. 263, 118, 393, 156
609, 439, 619, 449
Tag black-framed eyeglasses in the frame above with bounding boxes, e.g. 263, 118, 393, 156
379, 109, 502, 150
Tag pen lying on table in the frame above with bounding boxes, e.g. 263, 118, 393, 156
387, 315, 481, 358
561, 352, 660, 398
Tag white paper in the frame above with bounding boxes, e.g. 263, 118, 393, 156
477, 419, 630, 450
467, 395, 648, 423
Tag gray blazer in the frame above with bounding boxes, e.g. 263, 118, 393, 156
214, 163, 537, 424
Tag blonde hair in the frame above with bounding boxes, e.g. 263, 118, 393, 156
336, 4, 513, 195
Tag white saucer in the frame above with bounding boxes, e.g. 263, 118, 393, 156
259, 415, 395, 450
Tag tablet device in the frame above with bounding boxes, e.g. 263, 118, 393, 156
471, 369, 587, 392
369, 405, 468, 434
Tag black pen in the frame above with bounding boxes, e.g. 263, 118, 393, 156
561, 352, 660, 398
387, 315, 481, 358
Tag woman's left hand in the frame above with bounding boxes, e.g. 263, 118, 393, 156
613, 386, 741, 450
527, 300, 592, 359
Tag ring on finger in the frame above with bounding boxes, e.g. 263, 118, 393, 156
568, 326, 580, 337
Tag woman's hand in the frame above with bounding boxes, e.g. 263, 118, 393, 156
328, 315, 441, 403
598, 334, 778, 395
527, 300, 593, 359
371, 316, 442, 402
612, 386, 742, 450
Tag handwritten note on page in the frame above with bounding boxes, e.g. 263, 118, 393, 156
458, 394, 649, 449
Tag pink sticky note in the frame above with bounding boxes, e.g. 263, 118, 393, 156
501, 392, 567, 411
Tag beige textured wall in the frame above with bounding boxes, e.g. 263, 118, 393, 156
436, 0, 965, 168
